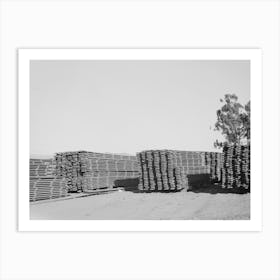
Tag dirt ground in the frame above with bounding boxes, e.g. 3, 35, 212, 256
30, 190, 250, 220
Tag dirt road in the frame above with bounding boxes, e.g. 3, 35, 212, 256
30, 190, 250, 220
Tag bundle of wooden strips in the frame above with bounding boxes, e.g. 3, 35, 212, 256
54, 151, 140, 192
55, 152, 85, 192
83, 158, 139, 172
29, 159, 57, 177
137, 150, 188, 191
29, 158, 68, 202
204, 152, 222, 182
221, 144, 250, 189
30, 177, 68, 202
174, 151, 211, 176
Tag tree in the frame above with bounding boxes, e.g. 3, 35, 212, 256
243, 100, 250, 141
213, 94, 250, 148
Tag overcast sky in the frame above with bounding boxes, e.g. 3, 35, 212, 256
30, 60, 250, 156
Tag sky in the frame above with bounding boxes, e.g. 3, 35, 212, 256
30, 60, 250, 156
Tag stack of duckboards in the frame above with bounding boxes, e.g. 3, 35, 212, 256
204, 151, 223, 182
174, 151, 211, 176
137, 150, 187, 192
221, 144, 250, 190
29, 158, 68, 202
55, 151, 140, 192
55, 152, 84, 192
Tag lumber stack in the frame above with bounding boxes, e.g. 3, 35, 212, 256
82, 158, 139, 173
55, 152, 84, 192
30, 177, 68, 202
137, 150, 188, 191
29, 159, 68, 202
30, 159, 56, 177
55, 151, 140, 192
221, 144, 250, 189
204, 152, 222, 182
175, 151, 210, 175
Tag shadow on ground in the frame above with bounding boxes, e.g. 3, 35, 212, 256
114, 178, 187, 193
114, 175, 250, 194
114, 178, 140, 192
187, 174, 250, 194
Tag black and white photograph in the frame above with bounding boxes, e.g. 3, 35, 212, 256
25, 50, 254, 222
2, 1, 280, 280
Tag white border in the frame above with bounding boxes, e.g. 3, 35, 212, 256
18, 49, 262, 231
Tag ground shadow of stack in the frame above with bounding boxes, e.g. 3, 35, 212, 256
187, 174, 250, 194
114, 178, 186, 193
114, 174, 250, 194
114, 178, 140, 192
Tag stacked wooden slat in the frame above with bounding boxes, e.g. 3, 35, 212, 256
82, 158, 139, 173
80, 152, 136, 161
81, 152, 140, 191
30, 159, 56, 177
55, 151, 140, 192
204, 152, 222, 182
30, 159, 68, 202
30, 177, 68, 202
175, 151, 210, 175
137, 150, 187, 191
221, 144, 250, 189
55, 152, 84, 192
241, 144, 250, 188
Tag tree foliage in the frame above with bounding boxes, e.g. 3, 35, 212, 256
214, 94, 250, 148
